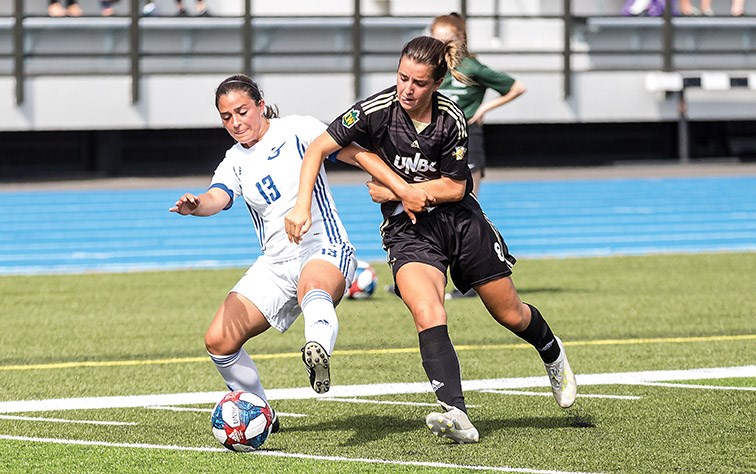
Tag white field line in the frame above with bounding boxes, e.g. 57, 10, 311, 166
0, 434, 597, 474
0, 415, 137, 426
318, 397, 478, 408
143, 406, 212, 413
267, 411, 308, 417
627, 382, 756, 391
143, 406, 309, 417
0, 365, 753, 414
479, 390, 641, 400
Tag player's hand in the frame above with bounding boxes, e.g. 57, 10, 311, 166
366, 179, 435, 224
284, 206, 312, 245
169, 193, 200, 215
399, 186, 435, 212
468, 112, 485, 126
398, 186, 436, 224
366, 179, 398, 204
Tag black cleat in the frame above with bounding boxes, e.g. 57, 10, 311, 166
270, 409, 280, 433
301, 341, 331, 393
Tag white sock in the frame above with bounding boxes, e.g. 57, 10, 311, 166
208, 348, 267, 403
301, 289, 338, 354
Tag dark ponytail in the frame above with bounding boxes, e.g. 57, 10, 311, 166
215, 74, 280, 118
400, 36, 474, 86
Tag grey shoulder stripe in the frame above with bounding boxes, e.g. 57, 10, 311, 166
438, 103, 467, 140
362, 92, 396, 112
362, 91, 394, 105
438, 105, 466, 130
363, 99, 395, 115
438, 96, 466, 123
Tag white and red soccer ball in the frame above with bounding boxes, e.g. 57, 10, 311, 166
211, 390, 274, 451
347, 260, 378, 299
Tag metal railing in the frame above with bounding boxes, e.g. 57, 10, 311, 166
5, 0, 754, 105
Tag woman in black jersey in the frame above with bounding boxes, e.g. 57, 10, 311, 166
285, 36, 576, 444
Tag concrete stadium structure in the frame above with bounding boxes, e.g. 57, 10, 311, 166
1, 0, 754, 176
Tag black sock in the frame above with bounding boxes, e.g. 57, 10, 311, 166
515, 304, 560, 364
418, 325, 466, 413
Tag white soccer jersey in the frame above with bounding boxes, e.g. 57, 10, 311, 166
210, 115, 350, 261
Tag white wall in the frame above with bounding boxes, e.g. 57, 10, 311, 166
3, 71, 755, 132
3, 1, 755, 131
0, 73, 355, 131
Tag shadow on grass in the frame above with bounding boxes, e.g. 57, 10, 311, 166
516, 287, 593, 295
275, 414, 419, 447
278, 411, 595, 447
475, 412, 596, 435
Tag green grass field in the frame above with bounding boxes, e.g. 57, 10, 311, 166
1, 252, 754, 473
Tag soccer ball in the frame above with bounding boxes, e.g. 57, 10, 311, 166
347, 260, 378, 299
211, 390, 274, 451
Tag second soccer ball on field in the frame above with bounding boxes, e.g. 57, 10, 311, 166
347, 261, 378, 299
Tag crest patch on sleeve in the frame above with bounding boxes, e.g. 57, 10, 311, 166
453, 146, 467, 161
342, 109, 360, 128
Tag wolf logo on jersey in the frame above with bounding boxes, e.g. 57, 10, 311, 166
267, 142, 285, 160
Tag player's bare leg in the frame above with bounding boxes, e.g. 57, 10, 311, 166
204, 292, 279, 432
396, 263, 479, 442
477, 277, 577, 408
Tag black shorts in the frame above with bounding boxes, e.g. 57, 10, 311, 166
467, 123, 486, 176
381, 194, 516, 295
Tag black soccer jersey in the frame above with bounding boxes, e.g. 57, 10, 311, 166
327, 85, 472, 219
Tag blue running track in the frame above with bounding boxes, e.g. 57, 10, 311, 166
0, 176, 754, 275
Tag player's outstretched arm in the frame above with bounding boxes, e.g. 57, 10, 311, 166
469, 79, 526, 125
169, 187, 230, 216
350, 148, 462, 205
411, 176, 467, 204
285, 132, 341, 244
334, 143, 366, 169
348, 148, 435, 224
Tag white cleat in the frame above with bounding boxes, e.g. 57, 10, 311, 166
545, 336, 577, 408
425, 401, 479, 444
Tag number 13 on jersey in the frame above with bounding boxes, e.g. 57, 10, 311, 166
256, 175, 281, 204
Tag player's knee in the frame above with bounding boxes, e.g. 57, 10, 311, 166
411, 305, 447, 332
299, 268, 343, 300
203, 330, 221, 354
299, 279, 328, 297
204, 329, 238, 356
493, 305, 529, 332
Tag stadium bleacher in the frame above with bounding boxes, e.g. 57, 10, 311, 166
0, 0, 754, 177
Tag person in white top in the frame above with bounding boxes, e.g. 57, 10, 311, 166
170, 75, 358, 430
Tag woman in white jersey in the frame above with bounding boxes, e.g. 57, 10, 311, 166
170, 75, 358, 431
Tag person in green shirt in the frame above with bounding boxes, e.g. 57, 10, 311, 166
431, 12, 526, 197
432, 12, 526, 299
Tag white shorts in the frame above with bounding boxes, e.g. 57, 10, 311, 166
230, 241, 357, 333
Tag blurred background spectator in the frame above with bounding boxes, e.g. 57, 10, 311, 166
143, 0, 209, 16
100, 0, 118, 16
679, 0, 714, 15
624, 0, 746, 15
730, 0, 745, 15
47, 0, 83, 16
